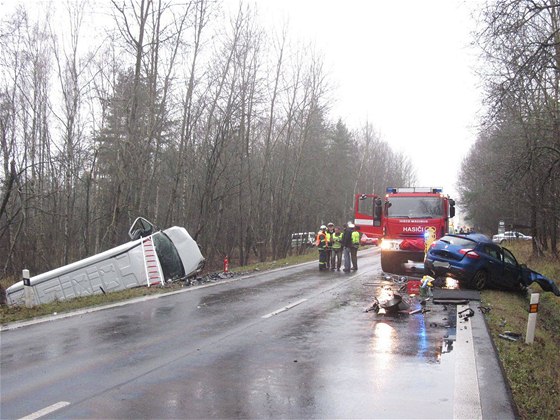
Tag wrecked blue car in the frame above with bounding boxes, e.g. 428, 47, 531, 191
424, 234, 560, 296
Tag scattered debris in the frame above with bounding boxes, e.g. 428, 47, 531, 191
187, 270, 244, 286
419, 275, 434, 298
366, 285, 411, 314
364, 297, 380, 313
458, 308, 475, 320
498, 331, 522, 342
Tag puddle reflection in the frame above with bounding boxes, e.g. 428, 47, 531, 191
369, 322, 395, 371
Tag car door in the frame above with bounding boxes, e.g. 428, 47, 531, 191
501, 247, 522, 289
481, 243, 504, 284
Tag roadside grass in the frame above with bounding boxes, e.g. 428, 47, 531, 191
481, 242, 560, 419
0, 248, 319, 325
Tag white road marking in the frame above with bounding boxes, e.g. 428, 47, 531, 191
262, 299, 308, 319
19, 401, 70, 420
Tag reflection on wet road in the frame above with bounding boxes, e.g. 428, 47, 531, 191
1, 249, 501, 419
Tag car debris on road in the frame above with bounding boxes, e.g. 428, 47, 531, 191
498, 331, 522, 342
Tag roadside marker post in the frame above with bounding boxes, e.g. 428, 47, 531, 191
223, 256, 229, 273
525, 293, 539, 344
23, 269, 34, 308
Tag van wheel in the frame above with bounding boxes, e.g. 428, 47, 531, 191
471, 270, 488, 290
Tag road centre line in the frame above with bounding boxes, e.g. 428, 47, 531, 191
262, 299, 308, 319
19, 401, 70, 420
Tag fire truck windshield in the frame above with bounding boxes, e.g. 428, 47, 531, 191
387, 197, 443, 218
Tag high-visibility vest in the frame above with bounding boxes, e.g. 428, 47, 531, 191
326, 231, 335, 246
351, 230, 360, 245
316, 231, 327, 249
332, 232, 343, 249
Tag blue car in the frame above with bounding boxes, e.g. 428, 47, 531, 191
424, 234, 560, 295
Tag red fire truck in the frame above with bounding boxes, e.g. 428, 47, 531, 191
354, 187, 455, 275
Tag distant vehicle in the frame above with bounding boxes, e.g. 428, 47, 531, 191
6, 218, 205, 306
492, 231, 532, 244
360, 233, 378, 246
424, 234, 559, 295
291, 232, 315, 248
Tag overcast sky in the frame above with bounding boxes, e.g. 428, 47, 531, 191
227, 0, 485, 200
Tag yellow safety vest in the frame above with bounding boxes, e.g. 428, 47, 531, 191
332, 232, 343, 249
351, 230, 360, 246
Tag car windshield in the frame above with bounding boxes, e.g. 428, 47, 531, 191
153, 232, 185, 281
438, 235, 478, 247
387, 197, 443, 218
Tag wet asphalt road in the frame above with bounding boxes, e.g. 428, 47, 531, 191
1, 249, 515, 419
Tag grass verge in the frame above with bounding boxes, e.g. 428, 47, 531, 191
481, 242, 560, 419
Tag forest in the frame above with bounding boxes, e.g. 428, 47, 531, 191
460, 0, 560, 256
2, 0, 560, 283
0, 0, 415, 279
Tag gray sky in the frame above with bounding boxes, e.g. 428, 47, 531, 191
232, 0, 485, 199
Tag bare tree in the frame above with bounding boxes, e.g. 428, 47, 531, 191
464, 0, 560, 254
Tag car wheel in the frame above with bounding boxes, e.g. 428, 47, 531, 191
471, 270, 488, 290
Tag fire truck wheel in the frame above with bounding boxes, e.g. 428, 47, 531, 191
471, 270, 488, 290
381, 253, 399, 275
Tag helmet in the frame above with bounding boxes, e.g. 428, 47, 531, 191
320, 225, 327, 230
347, 223, 355, 228
327, 222, 334, 227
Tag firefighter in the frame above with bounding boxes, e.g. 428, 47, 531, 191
315, 225, 328, 271
341, 222, 354, 272
325, 222, 335, 269
330, 226, 344, 271
351, 226, 361, 270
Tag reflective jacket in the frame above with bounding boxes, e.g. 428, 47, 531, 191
332, 232, 343, 249
326, 230, 335, 247
316, 231, 327, 250
351, 230, 360, 247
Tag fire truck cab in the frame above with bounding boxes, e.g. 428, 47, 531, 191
355, 187, 455, 275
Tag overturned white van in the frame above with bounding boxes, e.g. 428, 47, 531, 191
6, 218, 205, 306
